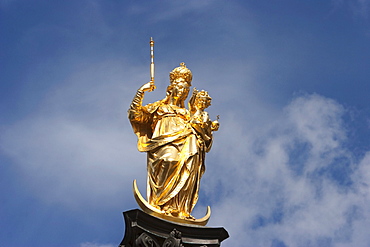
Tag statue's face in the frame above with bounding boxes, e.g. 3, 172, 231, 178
172, 75, 187, 85
171, 81, 190, 101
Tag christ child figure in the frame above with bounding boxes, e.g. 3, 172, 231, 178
189, 89, 219, 151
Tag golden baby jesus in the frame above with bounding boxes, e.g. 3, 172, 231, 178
189, 89, 219, 149
128, 63, 219, 225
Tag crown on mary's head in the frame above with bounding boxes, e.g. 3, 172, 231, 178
170, 62, 192, 86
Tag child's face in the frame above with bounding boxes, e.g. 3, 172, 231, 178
195, 97, 211, 110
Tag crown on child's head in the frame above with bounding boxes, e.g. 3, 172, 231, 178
196, 90, 212, 101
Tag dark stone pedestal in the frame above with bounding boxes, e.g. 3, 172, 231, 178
119, 209, 229, 247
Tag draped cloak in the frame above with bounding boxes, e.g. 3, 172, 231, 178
129, 100, 212, 215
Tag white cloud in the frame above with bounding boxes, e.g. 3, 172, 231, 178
285, 94, 347, 172
203, 94, 370, 247
1, 53, 370, 246
2, 1, 370, 246
0, 60, 147, 210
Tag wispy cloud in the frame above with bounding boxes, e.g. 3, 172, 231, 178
204, 94, 370, 246
0, 60, 147, 210
2, 1, 370, 246
2, 58, 370, 246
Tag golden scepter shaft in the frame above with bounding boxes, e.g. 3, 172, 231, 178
150, 37, 155, 82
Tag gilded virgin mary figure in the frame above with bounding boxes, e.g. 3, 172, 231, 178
128, 63, 219, 221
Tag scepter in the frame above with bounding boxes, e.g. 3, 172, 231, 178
150, 37, 155, 83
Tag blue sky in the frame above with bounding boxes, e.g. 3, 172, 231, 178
1, 1, 370, 246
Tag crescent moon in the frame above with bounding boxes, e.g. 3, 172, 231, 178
132, 179, 211, 226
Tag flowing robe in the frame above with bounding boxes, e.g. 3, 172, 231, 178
129, 96, 212, 216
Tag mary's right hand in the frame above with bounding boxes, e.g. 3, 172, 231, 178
139, 81, 156, 92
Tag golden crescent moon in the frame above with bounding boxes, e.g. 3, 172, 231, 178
132, 179, 211, 226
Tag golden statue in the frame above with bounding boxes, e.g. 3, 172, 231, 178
128, 39, 219, 226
